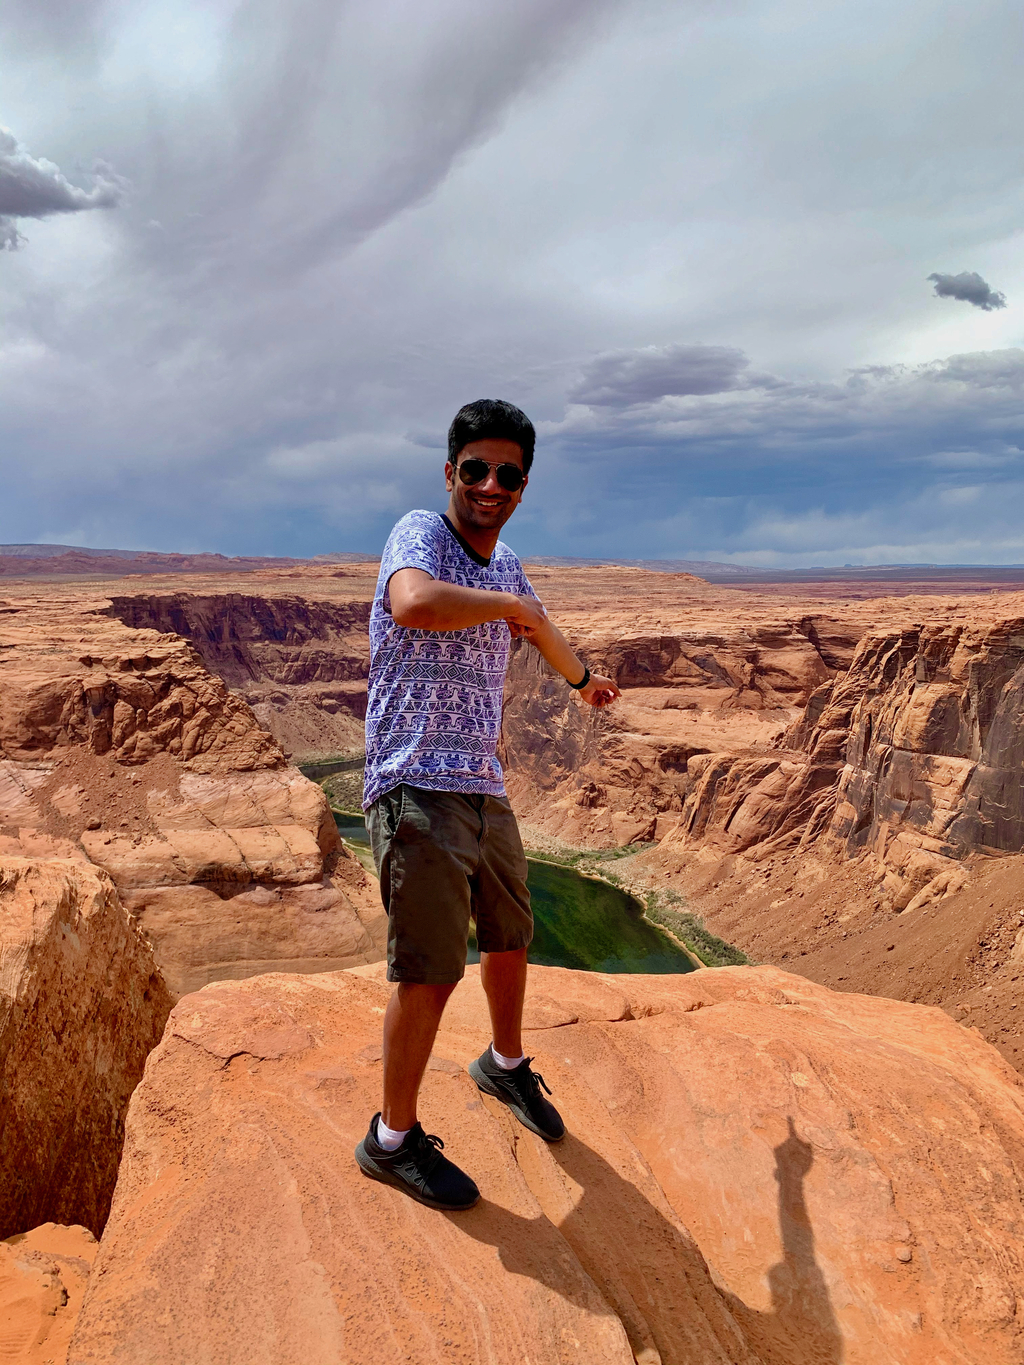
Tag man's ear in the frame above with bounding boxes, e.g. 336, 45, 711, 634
445, 461, 455, 491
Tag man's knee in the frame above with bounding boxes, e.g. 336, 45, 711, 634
395, 980, 459, 1008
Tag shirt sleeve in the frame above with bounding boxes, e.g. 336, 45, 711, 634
514, 560, 541, 601
380, 513, 444, 615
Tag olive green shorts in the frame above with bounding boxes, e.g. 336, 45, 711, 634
366, 784, 533, 984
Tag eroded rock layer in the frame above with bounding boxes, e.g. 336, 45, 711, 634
0, 858, 171, 1238
72, 964, 1024, 1365
105, 590, 371, 762
0, 1223, 98, 1365
0, 594, 386, 998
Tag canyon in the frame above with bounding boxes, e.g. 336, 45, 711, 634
2, 560, 1024, 1361
8, 560, 1016, 1069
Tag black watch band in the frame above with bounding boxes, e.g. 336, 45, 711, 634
568, 665, 590, 691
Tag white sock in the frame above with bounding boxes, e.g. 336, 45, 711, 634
491, 1043, 525, 1071
376, 1117, 411, 1151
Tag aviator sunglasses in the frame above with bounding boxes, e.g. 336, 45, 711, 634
455, 456, 526, 492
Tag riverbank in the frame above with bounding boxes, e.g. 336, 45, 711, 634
517, 822, 750, 969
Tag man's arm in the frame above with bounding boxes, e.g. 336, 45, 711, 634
388, 567, 548, 633
521, 616, 621, 709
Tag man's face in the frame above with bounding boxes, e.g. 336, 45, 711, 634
445, 438, 527, 534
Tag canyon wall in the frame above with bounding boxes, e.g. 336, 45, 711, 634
505, 612, 1024, 900
106, 592, 371, 763
0, 858, 171, 1238
0, 593, 386, 999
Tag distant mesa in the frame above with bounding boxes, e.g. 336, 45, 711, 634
5, 543, 1024, 591
0, 544, 309, 578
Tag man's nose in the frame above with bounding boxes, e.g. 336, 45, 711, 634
479, 467, 502, 492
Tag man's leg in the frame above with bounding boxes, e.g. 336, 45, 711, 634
381, 981, 457, 1131
472, 944, 564, 1142
479, 946, 527, 1058
468, 799, 564, 1141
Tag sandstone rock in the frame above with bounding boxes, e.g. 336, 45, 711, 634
0, 595, 282, 772
105, 592, 372, 763
819, 619, 1024, 897
0, 1223, 98, 1365
0, 858, 172, 1238
0, 597, 387, 998
72, 965, 1024, 1364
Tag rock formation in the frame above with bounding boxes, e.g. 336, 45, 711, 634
0, 593, 386, 998
106, 590, 372, 763
70, 963, 1024, 1365
0, 858, 171, 1238
0, 1223, 98, 1365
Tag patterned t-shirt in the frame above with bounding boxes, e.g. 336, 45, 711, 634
362, 510, 538, 809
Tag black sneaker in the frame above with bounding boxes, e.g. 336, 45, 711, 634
468, 1049, 565, 1142
355, 1114, 480, 1211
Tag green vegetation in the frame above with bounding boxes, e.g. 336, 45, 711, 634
319, 769, 365, 815
640, 888, 751, 968
498, 859, 694, 975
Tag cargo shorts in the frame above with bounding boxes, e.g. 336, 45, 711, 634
365, 784, 533, 984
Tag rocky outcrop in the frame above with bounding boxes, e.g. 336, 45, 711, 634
0, 1223, 98, 1365
655, 616, 1024, 904
72, 964, 1024, 1365
0, 595, 386, 998
501, 610, 863, 849
828, 619, 1024, 867
0, 593, 281, 772
0, 858, 171, 1239
105, 592, 372, 762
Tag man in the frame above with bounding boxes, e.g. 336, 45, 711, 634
354, 398, 620, 1211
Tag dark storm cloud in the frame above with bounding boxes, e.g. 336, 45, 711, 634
2, 0, 1024, 567
0, 126, 124, 249
570, 343, 752, 406
928, 271, 1007, 311
537, 347, 1024, 566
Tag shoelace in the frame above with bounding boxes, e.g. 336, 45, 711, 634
388, 1128, 446, 1185
410, 1129, 445, 1170
524, 1059, 552, 1097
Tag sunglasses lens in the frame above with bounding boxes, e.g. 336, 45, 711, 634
458, 459, 489, 485
496, 465, 524, 491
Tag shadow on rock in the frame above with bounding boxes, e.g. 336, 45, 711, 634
723, 1116, 843, 1365
451, 1115, 841, 1365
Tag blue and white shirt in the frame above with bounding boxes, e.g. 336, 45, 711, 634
362, 510, 539, 809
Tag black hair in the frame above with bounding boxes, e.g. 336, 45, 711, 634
447, 399, 536, 474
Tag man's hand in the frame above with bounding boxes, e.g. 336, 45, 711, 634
579, 673, 620, 708
504, 594, 548, 638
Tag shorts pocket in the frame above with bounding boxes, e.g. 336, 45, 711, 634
382, 786, 406, 840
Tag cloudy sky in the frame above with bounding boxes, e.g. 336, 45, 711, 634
2, 0, 1023, 566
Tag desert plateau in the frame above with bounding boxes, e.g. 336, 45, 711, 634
3, 558, 1024, 1363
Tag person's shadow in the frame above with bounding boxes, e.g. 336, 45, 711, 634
723, 1116, 844, 1365
449, 1111, 842, 1365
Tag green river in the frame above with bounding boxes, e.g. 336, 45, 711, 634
333, 813, 695, 976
